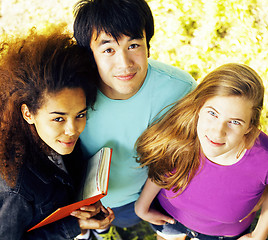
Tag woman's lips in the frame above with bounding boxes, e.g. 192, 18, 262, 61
206, 135, 225, 146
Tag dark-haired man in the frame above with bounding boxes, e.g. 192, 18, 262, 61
73, 0, 196, 239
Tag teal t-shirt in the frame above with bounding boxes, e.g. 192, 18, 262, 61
80, 59, 196, 208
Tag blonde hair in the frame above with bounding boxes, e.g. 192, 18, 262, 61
136, 63, 264, 193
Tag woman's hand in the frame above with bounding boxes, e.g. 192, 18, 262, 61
238, 188, 268, 240
237, 232, 266, 240
71, 201, 115, 229
71, 200, 102, 220
237, 232, 254, 240
135, 202, 175, 225
135, 178, 175, 225
77, 206, 114, 230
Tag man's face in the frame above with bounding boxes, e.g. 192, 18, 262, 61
90, 30, 149, 100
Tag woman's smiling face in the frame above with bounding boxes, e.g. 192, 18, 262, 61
22, 88, 87, 155
197, 95, 253, 164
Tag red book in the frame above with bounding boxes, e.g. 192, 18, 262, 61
28, 147, 112, 232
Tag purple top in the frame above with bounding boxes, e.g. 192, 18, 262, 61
158, 131, 268, 236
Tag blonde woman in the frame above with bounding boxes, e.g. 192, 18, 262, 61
135, 63, 268, 240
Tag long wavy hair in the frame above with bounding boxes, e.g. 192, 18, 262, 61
0, 28, 98, 187
136, 63, 264, 193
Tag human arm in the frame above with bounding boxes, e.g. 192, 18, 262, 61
135, 178, 175, 225
238, 186, 268, 240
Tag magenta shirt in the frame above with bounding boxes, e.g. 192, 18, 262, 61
158, 131, 268, 236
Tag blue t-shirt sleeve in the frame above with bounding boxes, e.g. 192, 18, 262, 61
148, 59, 196, 122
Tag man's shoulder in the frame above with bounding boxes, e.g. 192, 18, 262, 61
148, 59, 195, 85
143, 60, 196, 119
146, 59, 196, 98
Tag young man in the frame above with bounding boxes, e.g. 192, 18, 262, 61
73, 0, 196, 239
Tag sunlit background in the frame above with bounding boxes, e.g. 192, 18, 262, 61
0, 0, 267, 133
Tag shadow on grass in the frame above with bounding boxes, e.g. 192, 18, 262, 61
117, 221, 156, 240
93, 212, 267, 240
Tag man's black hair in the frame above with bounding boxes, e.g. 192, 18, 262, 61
73, 0, 154, 51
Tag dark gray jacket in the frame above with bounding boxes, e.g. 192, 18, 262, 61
0, 150, 83, 240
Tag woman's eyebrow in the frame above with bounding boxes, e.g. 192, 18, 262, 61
205, 106, 219, 114
49, 111, 66, 115
78, 107, 88, 113
49, 107, 87, 115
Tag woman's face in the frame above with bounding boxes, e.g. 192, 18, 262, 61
197, 95, 253, 164
22, 88, 87, 155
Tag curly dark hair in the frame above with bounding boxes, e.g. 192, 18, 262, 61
0, 27, 98, 187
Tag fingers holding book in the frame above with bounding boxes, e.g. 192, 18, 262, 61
72, 201, 115, 229
71, 200, 103, 220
